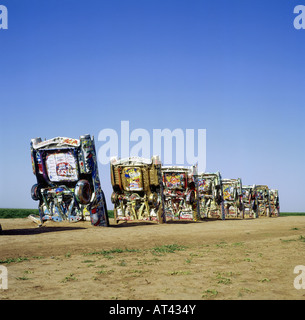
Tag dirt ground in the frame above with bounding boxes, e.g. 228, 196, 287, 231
0, 216, 305, 300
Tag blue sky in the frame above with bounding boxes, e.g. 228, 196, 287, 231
0, 0, 304, 211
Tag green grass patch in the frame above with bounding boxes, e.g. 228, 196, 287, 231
299, 235, 305, 242
0, 208, 39, 219
202, 289, 218, 298
0, 257, 29, 264
85, 248, 124, 256
84, 247, 140, 257
280, 212, 305, 216
214, 272, 232, 285
61, 273, 78, 283
168, 270, 191, 275
150, 244, 187, 255
107, 210, 114, 218
16, 276, 30, 281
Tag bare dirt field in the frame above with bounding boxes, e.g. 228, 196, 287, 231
0, 216, 305, 300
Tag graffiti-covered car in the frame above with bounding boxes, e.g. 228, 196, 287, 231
221, 178, 244, 219
255, 185, 271, 217
110, 156, 165, 224
197, 172, 224, 220
269, 189, 280, 217
242, 185, 258, 218
30, 135, 109, 227
162, 166, 199, 221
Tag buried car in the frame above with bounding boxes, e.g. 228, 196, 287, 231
242, 185, 258, 218
269, 189, 280, 217
162, 166, 199, 221
221, 178, 244, 219
30, 135, 109, 226
197, 171, 224, 220
110, 156, 165, 224
255, 185, 271, 217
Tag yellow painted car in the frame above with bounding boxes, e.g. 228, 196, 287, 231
110, 156, 165, 224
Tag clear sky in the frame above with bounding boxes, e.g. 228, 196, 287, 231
0, 0, 304, 212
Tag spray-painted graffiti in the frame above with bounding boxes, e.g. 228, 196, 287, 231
162, 166, 199, 221
221, 178, 244, 219
124, 168, 142, 191
255, 185, 272, 217
29, 135, 109, 227
110, 156, 165, 224
269, 189, 280, 216
242, 185, 258, 218
164, 172, 186, 190
197, 172, 224, 220
46, 152, 78, 182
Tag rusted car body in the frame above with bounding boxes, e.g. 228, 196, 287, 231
110, 156, 165, 224
162, 166, 199, 221
221, 178, 244, 219
197, 172, 224, 220
242, 185, 258, 218
30, 135, 109, 226
255, 185, 271, 217
269, 189, 280, 217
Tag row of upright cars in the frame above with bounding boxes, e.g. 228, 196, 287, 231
30, 135, 280, 227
